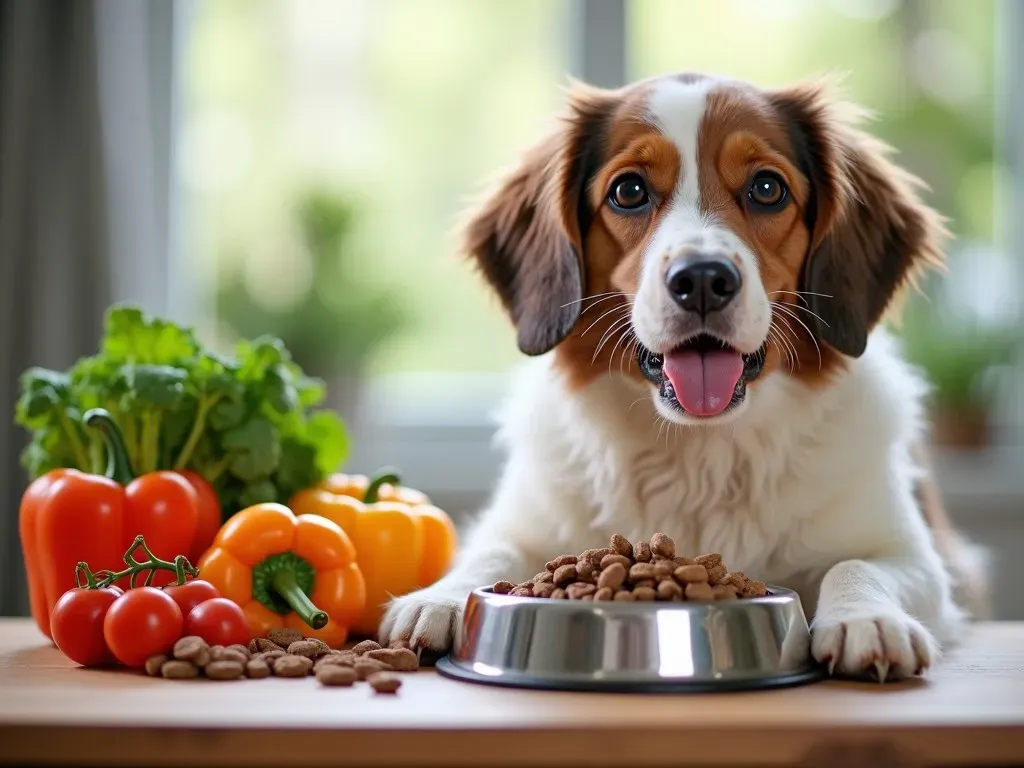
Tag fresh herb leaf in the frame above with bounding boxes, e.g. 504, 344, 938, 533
305, 410, 349, 476
221, 416, 280, 482
102, 305, 198, 364
237, 479, 278, 509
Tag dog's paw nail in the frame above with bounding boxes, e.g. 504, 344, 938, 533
874, 659, 890, 684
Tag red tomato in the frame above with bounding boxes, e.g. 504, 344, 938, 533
185, 598, 251, 646
103, 586, 183, 667
50, 587, 122, 667
162, 579, 220, 619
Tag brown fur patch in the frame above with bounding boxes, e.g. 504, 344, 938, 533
769, 80, 949, 357
698, 86, 844, 387
555, 124, 681, 390
460, 85, 618, 356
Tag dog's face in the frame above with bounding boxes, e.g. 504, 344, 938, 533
464, 74, 945, 425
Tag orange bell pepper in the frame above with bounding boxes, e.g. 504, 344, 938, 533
197, 503, 365, 648
290, 469, 458, 637
19, 408, 221, 640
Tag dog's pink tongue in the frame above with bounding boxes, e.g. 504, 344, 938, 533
663, 349, 744, 417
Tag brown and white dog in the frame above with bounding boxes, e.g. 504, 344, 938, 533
379, 73, 988, 681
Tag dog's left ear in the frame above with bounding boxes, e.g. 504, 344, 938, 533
772, 82, 948, 358
460, 83, 616, 356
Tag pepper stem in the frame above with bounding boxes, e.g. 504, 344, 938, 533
271, 569, 328, 629
83, 408, 136, 486
364, 468, 402, 504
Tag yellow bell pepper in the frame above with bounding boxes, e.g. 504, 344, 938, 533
290, 469, 458, 637
197, 503, 366, 648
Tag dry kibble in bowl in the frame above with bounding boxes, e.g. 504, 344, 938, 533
493, 533, 770, 603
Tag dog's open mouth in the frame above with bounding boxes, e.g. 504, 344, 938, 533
637, 333, 767, 417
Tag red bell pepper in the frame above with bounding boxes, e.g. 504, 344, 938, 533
19, 408, 221, 639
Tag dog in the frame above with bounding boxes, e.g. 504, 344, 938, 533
378, 72, 989, 681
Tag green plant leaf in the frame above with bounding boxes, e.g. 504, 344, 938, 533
221, 416, 280, 481
305, 410, 348, 475
238, 478, 279, 509
101, 305, 198, 364
15, 367, 71, 428
118, 364, 189, 409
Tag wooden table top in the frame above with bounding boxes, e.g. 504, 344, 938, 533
1, 618, 1023, 767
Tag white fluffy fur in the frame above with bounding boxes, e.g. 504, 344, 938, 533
380, 330, 965, 680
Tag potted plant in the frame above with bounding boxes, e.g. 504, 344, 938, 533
899, 300, 1017, 449
216, 189, 407, 427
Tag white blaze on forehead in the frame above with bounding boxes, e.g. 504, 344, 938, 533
645, 77, 716, 218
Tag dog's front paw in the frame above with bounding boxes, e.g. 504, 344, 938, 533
811, 609, 939, 682
378, 588, 467, 652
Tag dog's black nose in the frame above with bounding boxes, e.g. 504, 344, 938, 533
665, 259, 742, 317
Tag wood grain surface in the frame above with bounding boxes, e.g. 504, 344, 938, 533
1, 618, 1023, 766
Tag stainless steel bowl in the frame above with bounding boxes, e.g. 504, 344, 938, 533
435, 586, 824, 692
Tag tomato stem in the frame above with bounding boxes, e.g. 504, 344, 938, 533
75, 535, 199, 590
82, 408, 136, 486
363, 468, 402, 504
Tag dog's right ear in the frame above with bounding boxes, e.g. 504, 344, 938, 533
461, 84, 615, 356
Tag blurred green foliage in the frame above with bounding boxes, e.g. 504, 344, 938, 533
899, 289, 1017, 412
216, 189, 406, 376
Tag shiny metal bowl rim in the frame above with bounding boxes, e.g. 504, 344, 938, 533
435, 583, 826, 693
467, 583, 798, 605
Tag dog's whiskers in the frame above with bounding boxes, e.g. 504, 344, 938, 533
770, 298, 831, 329
614, 328, 638, 378
770, 316, 802, 371
617, 330, 641, 377
628, 393, 653, 413
607, 324, 636, 378
592, 315, 634, 363
767, 289, 833, 309
771, 302, 823, 369
560, 290, 632, 310
579, 303, 631, 340
765, 324, 795, 373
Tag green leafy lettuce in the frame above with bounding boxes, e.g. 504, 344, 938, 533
15, 305, 349, 519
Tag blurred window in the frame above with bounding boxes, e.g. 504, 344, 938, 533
181, 0, 568, 382
181, 0, 1019, 446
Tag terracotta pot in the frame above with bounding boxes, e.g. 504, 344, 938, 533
930, 405, 991, 449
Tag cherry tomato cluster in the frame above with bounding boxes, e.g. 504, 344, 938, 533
48, 536, 252, 669
51, 578, 252, 668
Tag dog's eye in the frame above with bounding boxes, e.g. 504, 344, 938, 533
608, 174, 649, 211
747, 171, 788, 210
